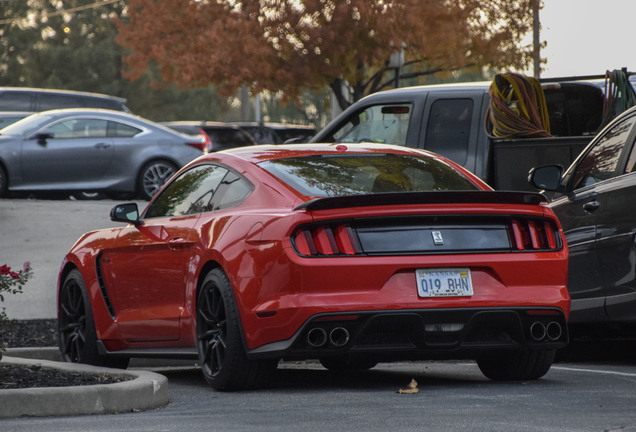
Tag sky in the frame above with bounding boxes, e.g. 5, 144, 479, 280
536, 0, 636, 78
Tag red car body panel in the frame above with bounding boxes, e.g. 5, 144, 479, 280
59, 143, 569, 359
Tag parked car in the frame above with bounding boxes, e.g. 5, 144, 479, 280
0, 87, 129, 112
0, 109, 206, 200
230, 122, 316, 144
162, 121, 256, 151
0, 111, 30, 129
530, 105, 636, 334
57, 143, 569, 390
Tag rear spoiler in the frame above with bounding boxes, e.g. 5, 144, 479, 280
294, 191, 547, 211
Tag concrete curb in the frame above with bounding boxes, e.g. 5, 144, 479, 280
0, 355, 169, 418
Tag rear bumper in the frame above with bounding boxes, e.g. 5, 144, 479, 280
247, 307, 568, 360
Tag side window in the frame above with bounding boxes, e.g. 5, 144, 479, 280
108, 121, 142, 138
425, 99, 473, 165
332, 104, 411, 146
0, 92, 32, 110
48, 118, 108, 138
38, 94, 84, 110
571, 115, 636, 189
144, 165, 228, 218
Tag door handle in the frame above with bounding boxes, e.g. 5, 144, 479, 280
94, 142, 111, 149
168, 237, 185, 250
583, 200, 600, 213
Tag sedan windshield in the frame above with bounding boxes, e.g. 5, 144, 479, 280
259, 153, 479, 197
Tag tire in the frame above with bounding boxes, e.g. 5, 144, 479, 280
196, 268, 276, 390
58, 269, 129, 369
477, 349, 556, 381
0, 165, 8, 197
320, 356, 378, 372
72, 191, 106, 200
137, 160, 177, 200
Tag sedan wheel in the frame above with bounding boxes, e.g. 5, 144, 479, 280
197, 268, 276, 390
0, 166, 7, 197
58, 269, 129, 368
138, 160, 177, 200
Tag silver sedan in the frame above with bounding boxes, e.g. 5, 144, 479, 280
0, 108, 207, 200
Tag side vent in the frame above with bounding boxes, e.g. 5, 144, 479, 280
95, 253, 116, 319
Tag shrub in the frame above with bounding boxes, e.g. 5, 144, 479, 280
0, 262, 32, 355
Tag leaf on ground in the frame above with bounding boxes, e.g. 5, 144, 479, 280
398, 378, 419, 394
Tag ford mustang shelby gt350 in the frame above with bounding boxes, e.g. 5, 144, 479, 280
58, 143, 570, 390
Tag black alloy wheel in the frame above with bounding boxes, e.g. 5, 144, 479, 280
196, 268, 276, 390
58, 269, 129, 368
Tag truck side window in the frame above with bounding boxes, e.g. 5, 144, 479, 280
425, 99, 473, 165
572, 114, 636, 189
333, 104, 411, 146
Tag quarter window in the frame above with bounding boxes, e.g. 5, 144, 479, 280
572, 115, 636, 189
108, 121, 141, 138
144, 165, 252, 218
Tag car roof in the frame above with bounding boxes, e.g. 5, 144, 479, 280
206, 142, 441, 164
0, 87, 127, 103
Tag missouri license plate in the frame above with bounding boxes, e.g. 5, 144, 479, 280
416, 268, 473, 298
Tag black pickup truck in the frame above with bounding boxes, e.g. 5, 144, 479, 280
311, 74, 632, 191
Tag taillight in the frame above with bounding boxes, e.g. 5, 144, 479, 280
186, 129, 211, 153
510, 219, 560, 251
293, 224, 361, 256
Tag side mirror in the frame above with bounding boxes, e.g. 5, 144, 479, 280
529, 165, 563, 191
110, 203, 141, 225
35, 132, 53, 146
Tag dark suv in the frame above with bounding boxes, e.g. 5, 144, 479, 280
162, 121, 256, 152
0, 87, 129, 112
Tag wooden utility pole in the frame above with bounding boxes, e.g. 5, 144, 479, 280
533, 0, 541, 78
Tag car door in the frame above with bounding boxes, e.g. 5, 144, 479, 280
99, 164, 229, 342
597, 115, 636, 321
20, 117, 113, 187
418, 92, 485, 175
550, 112, 636, 322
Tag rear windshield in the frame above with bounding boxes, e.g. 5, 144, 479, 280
259, 153, 479, 197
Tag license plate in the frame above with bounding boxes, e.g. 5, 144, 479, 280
416, 268, 473, 298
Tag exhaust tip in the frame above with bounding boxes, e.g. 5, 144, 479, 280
307, 328, 328, 347
329, 327, 350, 347
530, 322, 547, 341
546, 321, 563, 341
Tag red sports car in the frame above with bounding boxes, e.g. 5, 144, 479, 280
57, 143, 570, 390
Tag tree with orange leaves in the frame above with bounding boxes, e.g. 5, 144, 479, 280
115, 0, 537, 110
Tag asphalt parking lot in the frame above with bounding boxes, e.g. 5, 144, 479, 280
0, 197, 142, 320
